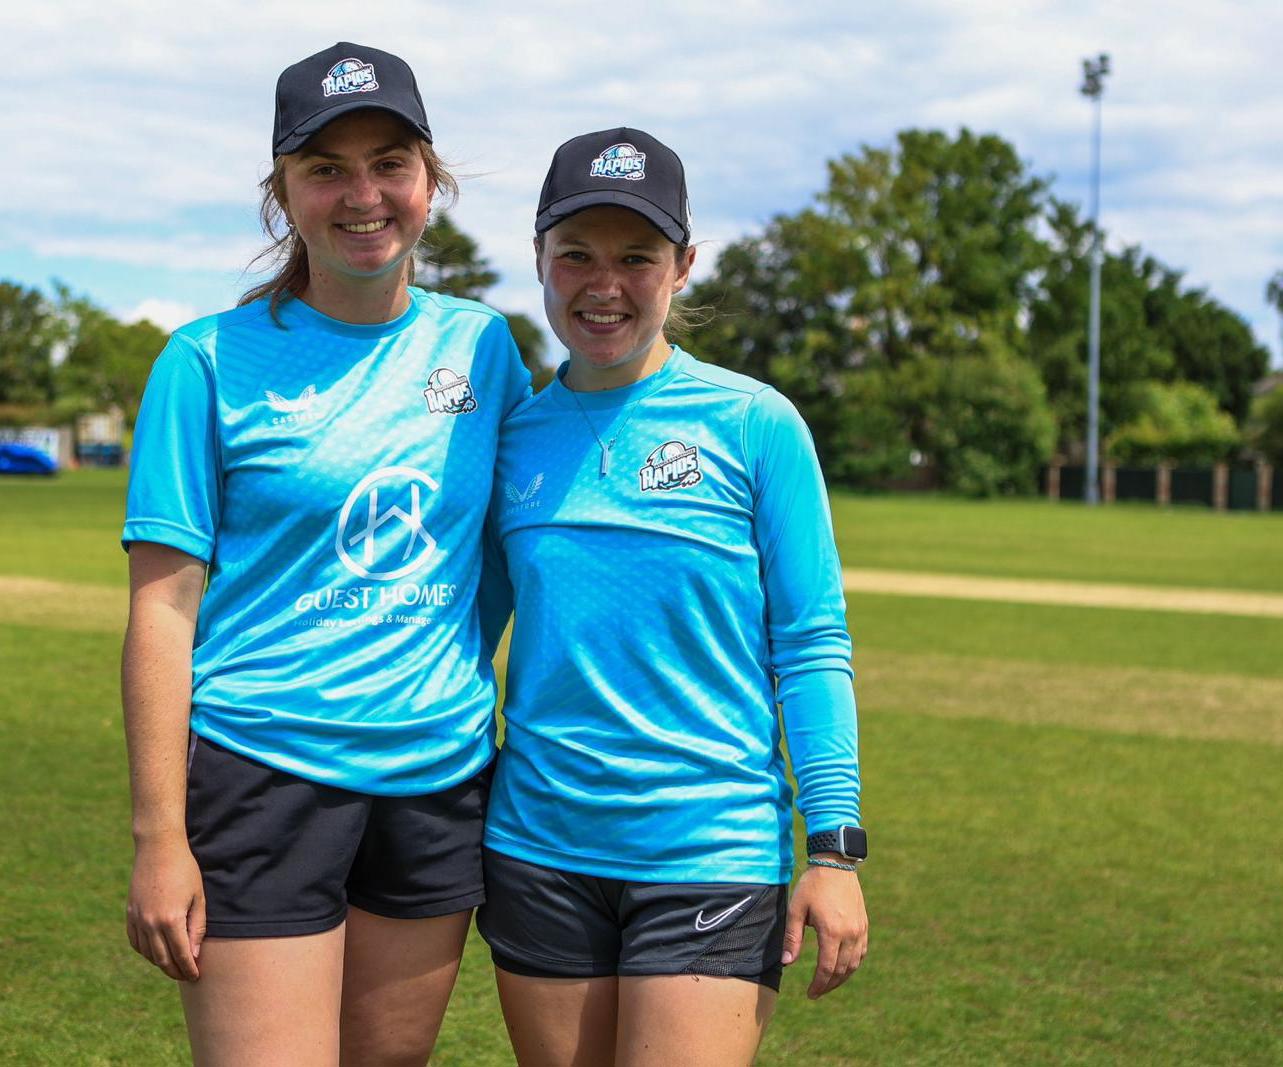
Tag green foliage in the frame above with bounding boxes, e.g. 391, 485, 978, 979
55, 293, 169, 425
1247, 385, 1283, 465
688, 128, 1051, 493
1108, 381, 1240, 465
0, 281, 62, 406
414, 214, 499, 299
1030, 201, 1268, 448
917, 354, 1057, 496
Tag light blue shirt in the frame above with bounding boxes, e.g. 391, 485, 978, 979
124, 290, 530, 794
483, 347, 859, 884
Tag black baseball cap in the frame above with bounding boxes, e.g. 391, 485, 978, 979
272, 43, 433, 157
535, 127, 691, 245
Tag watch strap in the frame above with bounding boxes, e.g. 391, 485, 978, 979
806, 826, 867, 860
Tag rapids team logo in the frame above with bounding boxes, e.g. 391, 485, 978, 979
639, 441, 701, 492
423, 368, 477, 414
590, 143, 646, 181
322, 58, 378, 97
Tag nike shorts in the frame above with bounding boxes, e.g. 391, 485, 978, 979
186, 735, 492, 938
476, 848, 787, 990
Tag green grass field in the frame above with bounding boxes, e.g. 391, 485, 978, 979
2, 472, 1280, 1064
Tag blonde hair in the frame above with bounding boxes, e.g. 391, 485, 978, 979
240, 139, 458, 322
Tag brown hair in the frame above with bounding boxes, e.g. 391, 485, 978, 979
240, 139, 458, 321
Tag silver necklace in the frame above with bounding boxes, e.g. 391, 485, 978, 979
567, 387, 646, 477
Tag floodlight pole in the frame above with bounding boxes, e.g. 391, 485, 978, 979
1081, 53, 1110, 504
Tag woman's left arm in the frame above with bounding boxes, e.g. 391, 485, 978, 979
746, 387, 868, 998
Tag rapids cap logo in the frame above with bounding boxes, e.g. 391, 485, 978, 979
322, 58, 378, 97
423, 368, 477, 415
590, 143, 646, 181
639, 440, 702, 492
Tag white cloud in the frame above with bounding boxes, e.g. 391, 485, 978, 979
125, 298, 200, 332
2, 0, 1280, 362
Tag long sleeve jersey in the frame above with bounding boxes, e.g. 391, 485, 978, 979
483, 347, 859, 884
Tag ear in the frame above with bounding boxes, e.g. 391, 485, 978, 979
671, 244, 696, 295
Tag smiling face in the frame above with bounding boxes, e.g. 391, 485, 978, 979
537, 205, 695, 391
279, 110, 432, 302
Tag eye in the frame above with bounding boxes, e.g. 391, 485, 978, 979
624, 254, 657, 266
376, 157, 407, 172
559, 250, 589, 263
310, 164, 340, 178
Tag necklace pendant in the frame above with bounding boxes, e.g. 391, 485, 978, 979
600, 447, 611, 477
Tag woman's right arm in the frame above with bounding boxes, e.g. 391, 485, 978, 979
122, 541, 207, 982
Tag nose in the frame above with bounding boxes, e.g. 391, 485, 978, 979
585, 264, 622, 300
343, 170, 382, 211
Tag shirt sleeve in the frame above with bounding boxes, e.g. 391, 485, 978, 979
746, 387, 861, 833
477, 513, 513, 661
122, 334, 221, 562
488, 315, 533, 418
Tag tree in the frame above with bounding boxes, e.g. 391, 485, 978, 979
1247, 385, 1283, 466
1030, 201, 1268, 449
414, 214, 549, 384
1108, 382, 1240, 466
414, 215, 499, 299
687, 128, 1051, 487
0, 281, 60, 409
56, 291, 169, 425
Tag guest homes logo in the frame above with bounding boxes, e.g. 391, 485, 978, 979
293, 467, 456, 621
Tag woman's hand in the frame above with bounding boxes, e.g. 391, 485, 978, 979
781, 859, 868, 998
126, 831, 205, 982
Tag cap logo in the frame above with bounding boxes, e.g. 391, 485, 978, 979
322, 58, 378, 97
590, 143, 646, 181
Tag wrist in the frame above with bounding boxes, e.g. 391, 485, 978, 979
131, 825, 189, 847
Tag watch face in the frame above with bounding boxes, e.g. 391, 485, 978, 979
841, 825, 868, 860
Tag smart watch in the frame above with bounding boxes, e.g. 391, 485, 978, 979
806, 826, 867, 862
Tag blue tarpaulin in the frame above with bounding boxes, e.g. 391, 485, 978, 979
0, 443, 58, 475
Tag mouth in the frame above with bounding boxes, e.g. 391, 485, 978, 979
576, 311, 629, 326
336, 219, 392, 234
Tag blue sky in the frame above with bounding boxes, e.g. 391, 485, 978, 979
8, 1, 1281, 365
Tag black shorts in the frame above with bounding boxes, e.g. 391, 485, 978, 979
476, 848, 787, 991
186, 735, 491, 938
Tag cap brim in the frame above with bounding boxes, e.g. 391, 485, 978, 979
535, 191, 687, 245
274, 101, 432, 156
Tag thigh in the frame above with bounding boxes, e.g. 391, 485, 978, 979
494, 970, 618, 1067
616, 974, 775, 1067
340, 907, 472, 1067
181, 926, 346, 1067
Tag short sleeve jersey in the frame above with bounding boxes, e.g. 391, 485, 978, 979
123, 290, 530, 795
484, 347, 859, 885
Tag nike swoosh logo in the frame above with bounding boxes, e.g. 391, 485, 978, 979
694, 894, 753, 932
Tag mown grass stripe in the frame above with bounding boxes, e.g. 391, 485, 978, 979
844, 568, 1283, 618
857, 648, 1283, 746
